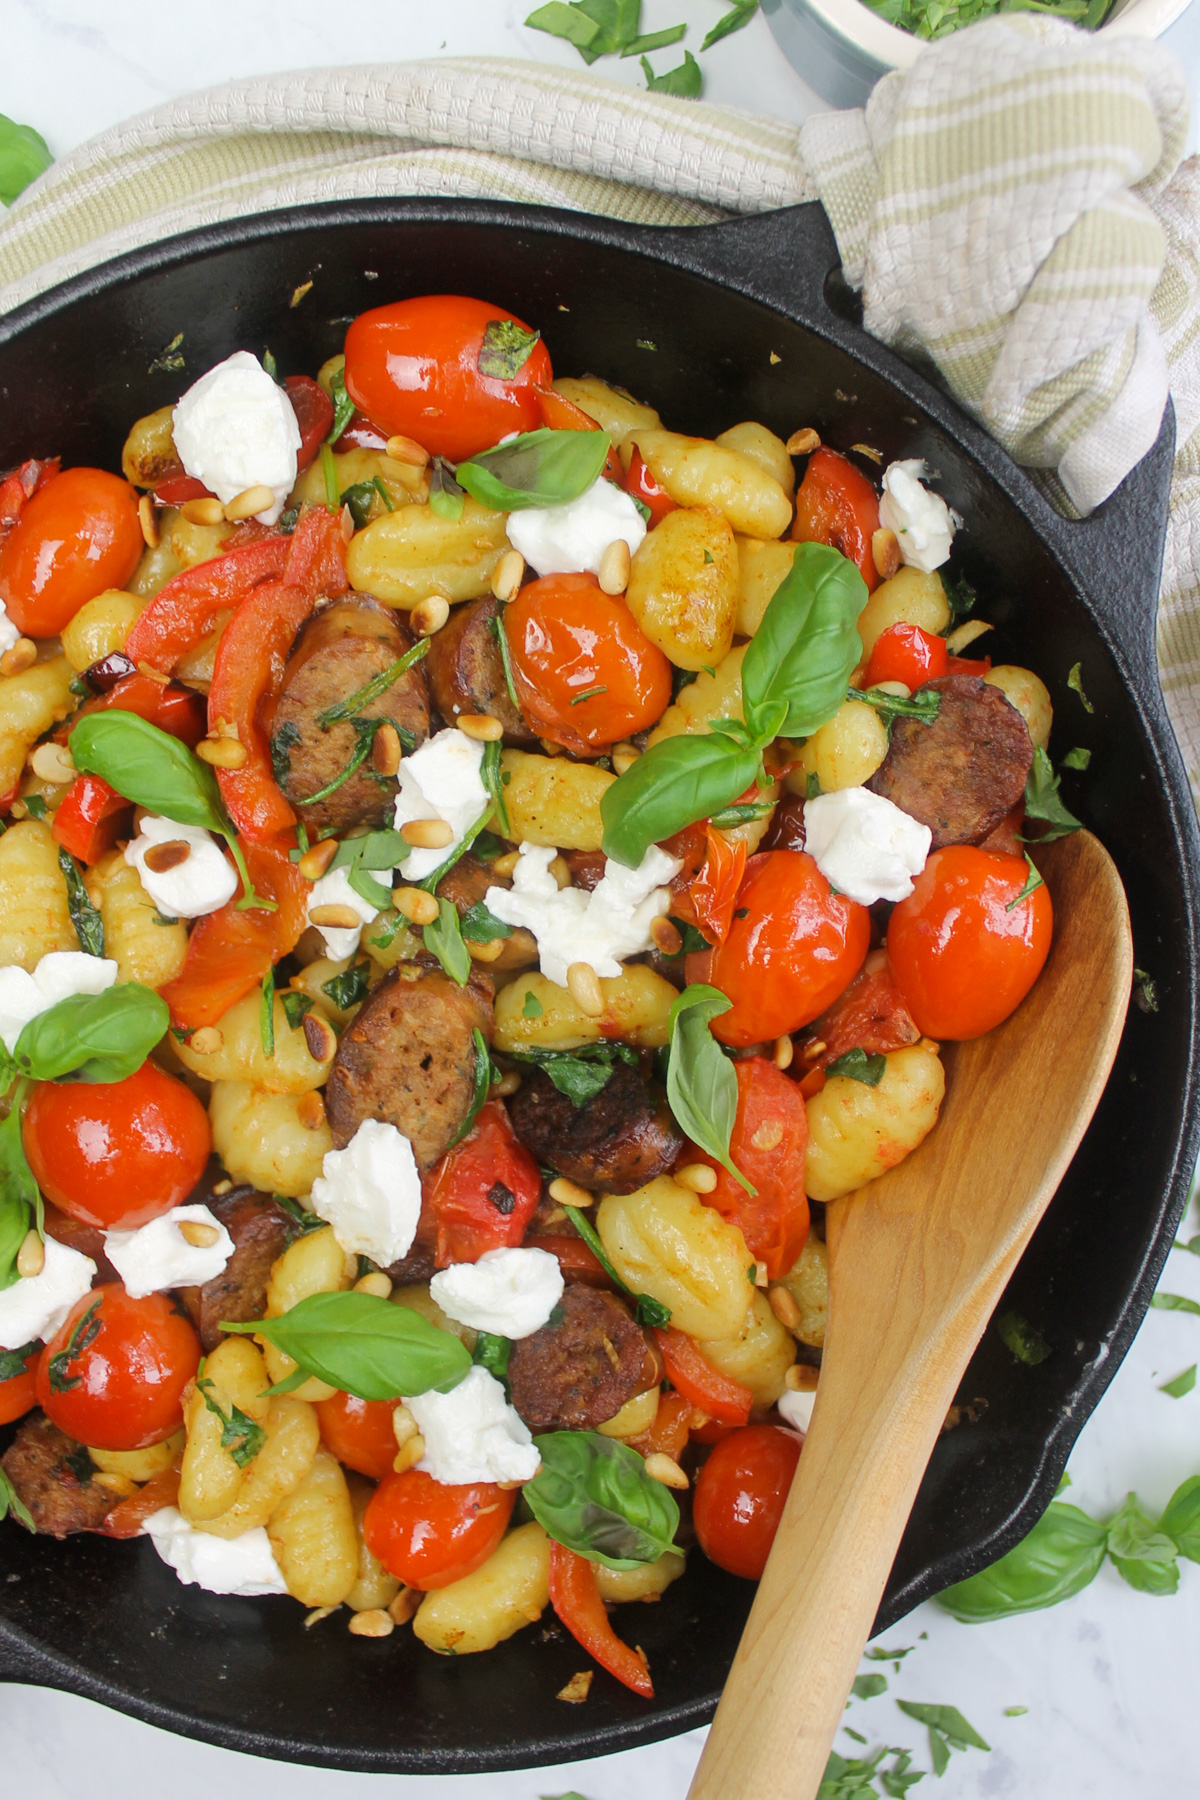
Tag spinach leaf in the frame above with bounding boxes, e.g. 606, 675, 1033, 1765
512, 1042, 638, 1106
57, 848, 105, 957
223, 1290, 471, 1401
325, 367, 355, 445
447, 1029, 497, 1151
321, 961, 370, 1011
0, 1467, 34, 1533
701, 0, 758, 47
825, 1047, 885, 1086
740, 543, 868, 741
0, 114, 52, 207
457, 429, 611, 513
459, 899, 514, 943
996, 1309, 1051, 1365
429, 458, 466, 521
666, 985, 753, 1194
640, 50, 702, 94
477, 319, 542, 380
1023, 746, 1082, 841
423, 896, 472, 986
1106, 1492, 1179, 1594
196, 1375, 266, 1469
13, 983, 168, 1085
937, 1501, 1108, 1620
0, 1083, 38, 1293
472, 1331, 511, 1385
561, 1203, 670, 1328
600, 729, 759, 869
524, 1430, 680, 1570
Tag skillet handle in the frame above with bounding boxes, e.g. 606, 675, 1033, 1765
648, 202, 843, 323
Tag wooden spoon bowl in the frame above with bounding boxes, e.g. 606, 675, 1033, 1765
690, 828, 1132, 1800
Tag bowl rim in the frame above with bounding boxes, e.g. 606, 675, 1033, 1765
786, 0, 1195, 72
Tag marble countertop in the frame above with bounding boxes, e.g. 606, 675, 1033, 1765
4, 4, 1200, 1795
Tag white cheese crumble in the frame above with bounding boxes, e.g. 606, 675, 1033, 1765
485, 843, 680, 990
392, 727, 488, 882
777, 1387, 816, 1434
310, 1118, 422, 1269
124, 816, 238, 920
0, 1236, 96, 1351
104, 1205, 233, 1300
172, 351, 301, 526
879, 460, 958, 574
407, 1364, 540, 1487
505, 474, 646, 578
0, 599, 19, 656
803, 789, 931, 907
0, 950, 118, 1054
143, 1508, 289, 1597
430, 1247, 564, 1341
305, 865, 380, 961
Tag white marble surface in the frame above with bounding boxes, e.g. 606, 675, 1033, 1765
4, 4, 1200, 1795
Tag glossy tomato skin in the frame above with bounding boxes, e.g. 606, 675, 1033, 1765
506, 571, 672, 753
790, 448, 879, 592
0, 467, 142, 636
23, 1061, 212, 1231
343, 296, 553, 463
0, 1347, 40, 1426
363, 1469, 515, 1589
862, 622, 947, 690
688, 851, 871, 1047
36, 1285, 201, 1451
887, 846, 1053, 1040
691, 1057, 810, 1281
423, 1100, 541, 1265
316, 1391, 399, 1482
693, 1424, 801, 1580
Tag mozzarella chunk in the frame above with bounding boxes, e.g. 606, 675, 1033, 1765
172, 351, 301, 525
485, 842, 680, 988
0, 1236, 96, 1351
143, 1508, 289, 1596
777, 1387, 815, 1434
124, 816, 238, 920
310, 1118, 422, 1269
103, 1205, 233, 1300
0, 599, 18, 656
0, 950, 119, 1053
879, 460, 957, 573
305, 865, 379, 960
431, 1247, 564, 1340
392, 728, 488, 882
407, 1365, 540, 1487
505, 475, 646, 578
803, 789, 930, 906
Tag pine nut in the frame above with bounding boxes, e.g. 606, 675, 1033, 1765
566, 961, 604, 1018
774, 1034, 794, 1071
801, 1039, 827, 1064
786, 428, 821, 456
16, 1230, 44, 1279
751, 1120, 784, 1153
597, 538, 632, 595
143, 839, 191, 875
873, 680, 910, 699
644, 1453, 689, 1490
400, 818, 453, 850
872, 527, 901, 581
297, 1090, 326, 1131
676, 1164, 717, 1195
196, 736, 248, 769
137, 662, 171, 687
384, 434, 430, 467
688, 1406, 711, 1430
557, 1671, 594, 1704
355, 1271, 393, 1299
946, 618, 993, 657
388, 1588, 420, 1625
303, 1012, 338, 1062
392, 1403, 418, 1448
178, 1220, 221, 1249
650, 916, 682, 956
468, 938, 504, 964
340, 503, 355, 544
612, 746, 639, 776
490, 1069, 521, 1097
753, 1260, 769, 1288
181, 497, 225, 526
371, 722, 402, 777
548, 1177, 594, 1209
224, 484, 276, 522
307, 904, 361, 931
785, 1363, 819, 1392
212, 1178, 233, 1196
850, 443, 882, 465
392, 886, 439, 926
304, 1606, 338, 1628
0, 637, 37, 677
93, 1471, 139, 1499
768, 1285, 802, 1330
348, 1609, 394, 1639
491, 549, 524, 602
490, 850, 520, 878
539, 739, 562, 757
918, 1037, 940, 1055
189, 1026, 223, 1054
392, 1434, 425, 1476
29, 742, 76, 784
138, 493, 159, 549
410, 594, 450, 636
456, 713, 503, 742
549, 856, 572, 889
298, 838, 339, 880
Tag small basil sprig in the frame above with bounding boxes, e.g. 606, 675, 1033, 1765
472, 1331, 511, 1385
196, 1373, 266, 1469
324, 367, 355, 444
1023, 745, 1083, 842
825, 1047, 885, 1087
456, 428, 612, 513
477, 318, 541, 380
601, 731, 761, 873
561, 1204, 670, 1329
328, 827, 409, 913
423, 897, 472, 985
446, 1029, 498, 1151
0, 1467, 34, 1533
850, 684, 942, 730
512, 1042, 638, 1108
57, 848, 105, 957
11, 983, 168, 1085
666, 985, 754, 1194
223, 1290, 471, 1401
524, 1430, 680, 1571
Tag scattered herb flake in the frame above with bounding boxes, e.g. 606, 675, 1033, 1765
1005, 851, 1046, 911
325, 367, 355, 445
1151, 1292, 1200, 1317
851, 1673, 887, 1699
1159, 1364, 1196, 1398
0, 1467, 34, 1533
429, 457, 466, 522
523, 990, 544, 1019
321, 961, 370, 1012
478, 318, 542, 380
1067, 662, 1094, 713
997, 1309, 1051, 1364
702, 0, 759, 48
148, 332, 185, 375
1022, 746, 1082, 842
1133, 968, 1159, 1014
260, 965, 275, 1059
197, 1375, 267, 1469
1061, 746, 1091, 771
57, 846, 105, 958
280, 990, 314, 1031
47, 1296, 102, 1395
826, 1047, 886, 1087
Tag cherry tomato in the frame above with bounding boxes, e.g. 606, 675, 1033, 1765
887, 846, 1053, 1040
363, 1469, 515, 1589
0, 467, 142, 636
862, 622, 947, 690
282, 374, 334, 471
343, 295, 553, 463
684, 823, 747, 947
622, 448, 676, 527
36, 1285, 201, 1451
316, 1391, 400, 1481
423, 1100, 541, 1265
0, 1347, 40, 1426
809, 952, 920, 1066
690, 1057, 810, 1280
687, 851, 871, 1047
505, 572, 672, 754
23, 1061, 212, 1231
791, 448, 879, 592
693, 1424, 801, 1580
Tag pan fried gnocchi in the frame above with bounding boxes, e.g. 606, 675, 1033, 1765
1, 287, 1064, 1699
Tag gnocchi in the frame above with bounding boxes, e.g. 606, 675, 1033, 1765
208, 1081, 334, 1198
412, 1522, 551, 1655
804, 1044, 946, 1202
626, 504, 739, 670
346, 497, 509, 608
597, 1176, 754, 1341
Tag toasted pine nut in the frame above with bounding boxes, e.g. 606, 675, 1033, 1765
355, 1271, 393, 1299
676, 1163, 717, 1195
178, 1220, 221, 1249
371, 722, 402, 777
29, 742, 76, 784
945, 618, 993, 656
340, 503, 355, 544
348, 1609, 394, 1639
189, 1026, 223, 1054
597, 538, 631, 595
918, 1037, 940, 1055
644, 1453, 689, 1490
16, 1230, 45, 1279
872, 527, 901, 581
612, 746, 639, 776
138, 493, 159, 549
303, 1012, 338, 1062
212, 1178, 233, 1196
468, 938, 504, 964
753, 1260, 769, 1288
181, 497, 225, 526
548, 1177, 594, 1210
410, 594, 450, 636
392, 1403, 419, 1449
384, 434, 430, 468
774, 1034, 794, 1071
751, 1120, 784, 1153
224, 484, 277, 522
490, 1069, 521, 1098
557, 1671, 594, 1704
142, 838, 191, 875
307, 904, 362, 931
296, 1090, 326, 1131
786, 428, 821, 456
850, 443, 882, 465
650, 916, 682, 956
196, 736, 248, 769
93, 1471, 139, 1499
491, 549, 524, 603
304, 1606, 338, 1628
539, 739, 562, 758
768, 1285, 802, 1331
549, 855, 572, 889
136, 661, 172, 687
786, 1362, 819, 1392
392, 886, 440, 926
0, 637, 37, 677
388, 1587, 420, 1625
490, 850, 520, 878
392, 1434, 425, 1476
801, 1039, 827, 1065
298, 838, 339, 880
873, 679, 910, 700
566, 961, 604, 1018
688, 1407, 711, 1430
400, 817, 454, 850
456, 713, 503, 742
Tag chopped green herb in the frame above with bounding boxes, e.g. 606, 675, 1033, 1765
262, 348, 278, 382
490, 609, 522, 711
939, 570, 977, 621
300, 717, 384, 807
148, 332, 185, 376
806, 770, 822, 800
280, 990, 314, 1032
270, 720, 301, 786
512, 1041, 638, 1107
260, 965, 275, 1058
57, 846, 105, 958
0, 1467, 34, 1533
339, 481, 378, 531
481, 737, 511, 837
68, 674, 92, 700
850, 682, 941, 730
0, 1340, 39, 1382
320, 442, 340, 510
708, 797, 774, 829
1005, 851, 1045, 912
1067, 662, 1094, 713
826, 1047, 886, 1087
636, 339, 658, 351
1151, 1292, 1200, 1317
321, 961, 370, 1012
1061, 746, 1091, 771
478, 318, 542, 380
424, 895, 472, 985
1159, 1364, 1197, 1398
996, 1309, 1051, 1364
523, 990, 544, 1019
429, 457, 466, 521
47, 1296, 102, 1395
472, 1331, 511, 1385
851, 1672, 887, 1699
1022, 746, 1082, 842
1133, 968, 1159, 1014
447, 1028, 498, 1150
372, 475, 395, 513
622, 25, 687, 54
570, 685, 608, 706
563, 1204, 670, 1327
0, 113, 53, 206
702, 0, 758, 48
1004, 1706, 1029, 1717
274, 1194, 327, 1235
325, 367, 355, 445
1173, 1234, 1200, 1256
459, 899, 514, 944
23, 794, 48, 821
196, 1375, 267, 1469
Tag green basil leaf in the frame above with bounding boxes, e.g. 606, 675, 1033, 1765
481, 737, 511, 837
339, 481, 378, 531
1159, 1474, 1200, 1561
280, 990, 313, 1032
1111, 1548, 1180, 1594
423, 897, 472, 986
1106, 1494, 1179, 1595
328, 827, 408, 886
270, 720, 301, 786
1067, 662, 1094, 714
429, 458, 466, 521
995, 1309, 1051, 1364
0, 1467, 34, 1533
1005, 850, 1045, 912
666, 985, 754, 1194
1151, 1291, 1200, 1316
600, 731, 759, 868
640, 50, 702, 95
525, 0, 603, 50
1023, 746, 1083, 841
1159, 1363, 1197, 1397
0, 114, 52, 207
512, 1042, 637, 1107
1061, 745, 1091, 771
850, 1672, 887, 1700
472, 1331, 511, 1385
940, 570, 977, 623
259, 966, 275, 1058
707, 797, 774, 830
740, 543, 868, 741
196, 1376, 266, 1470
895, 1702, 990, 1754
621, 24, 687, 55
825, 1047, 886, 1086
701, 0, 758, 47
70, 712, 227, 833
0, 1340, 40, 1382
561, 1203, 670, 1328
937, 1501, 1108, 1620
489, 609, 522, 711
300, 717, 383, 807
14, 983, 168, 1085
457, 429, 611, 513
459, 899, 514, 944
23, 795, 48, 821
522, 990, 544, 1019
57, 848, 105, 958
348, 864, 394, 912
0, 1092, 36, 1293
477, 318, 542, 380
447, 1029, 496, 1151
47, 1295, 102, 1395
325, 367, 355, 445
273, 1192, 327, 1235
850, 684, 942, 731
524, 1430, 680, 1570
321, 961, 370, 1011
222, 1290, 471, 1401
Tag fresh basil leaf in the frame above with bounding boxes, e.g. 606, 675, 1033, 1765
825, 1047, 886, 1086
996, 1309, 1051, 1364
423, 897, 472, 986
47, 1295, 102, 1395
851, 1672, 887, 1700
417, 803, 496, 894
0, 1098, 36, 1295
522, 990, 544, 1019
280, 990, 313, 1032
325, 367, 355, 445
1159, 1474, 1200, 1561
429, 458, 466, 521
1151, 1291, 1200, 1316
1134, 967, 1159, 1014
0, 114, 52, 206
481, 737, 511, 837
1159, 1363, 1196, 1398
321, 961, 370, 1011
478, 318, 542, 380
559, 1203, 669, 1327
740, 543, 868, 742
473, 830, 506, 862
447, 1029, 496, 1151
1023, 746, 1082, 841
259, 966, 275, 1059
459, 899, 514, 943
640, 50, 702, 94
0, 1340, 39, 1382
339, 481, 377, 531
1067, 662, 1094, 714
937, 1500, 1109, 1621
1061, 745, 1091, 771
525, 0, 602, 50
939, 570, 977, 623
70, 711, 226, 834
707, 797, 774, 830
0, 1467, 34, 1533
57, 847, 105, 958
600, 730, 759, 869
1106, 1492, 1179, 1596
1111, 1547, 1180, 1594
667, 985, 754, 1194
223, 1290, 471, 1400
524, 1430, 680, 1570
457, 429, 611, 513
13, 983, 168, 1085
473, 1331, 511, 1385
896, 1702, 989, 1755
621, 24, 687, 55
1004, 851, 1045, 912
316, 640, 429, 729
513, 1042, 637, 1107
196, 1376, 266, 1469
702, 0, 758, 47
23, 795, 48, 821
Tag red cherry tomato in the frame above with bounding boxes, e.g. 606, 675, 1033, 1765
791, 448, 879, 592
343, 295, 553, 463
622, 448, 677, 527
0, 467, 142, 636
505, 571, 672, 754
693, 1424, 801, 1580
690, 1057, 810, 1280
687, 851, 871, 1047
23, 1061, 212, 1231
282, 374, 334, 471
423, 1100, 541, 1265
316, 1391, 400, 1481
363, 1469, 515, 1589
887, 846, 1053, 1040
809, 952, 920, 1066
0, 1347, 41, 1426
862, 622, 948, 690
36, 1285, 201, 1451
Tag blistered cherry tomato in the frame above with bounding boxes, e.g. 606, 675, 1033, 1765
36, 1285, 201, 1451
687, 851, 870, 1047
0, 467, 142, 636
791, 448, 879, 592
887, 845, 1053, 1040
693, 1424, 801, 1580
23, 1061, 212, 1231
505, 571, 672, 753
282, 373, 334, 471
690, 1057, 810, 1281
862, 622, 947, 690
423, 1100, 541, 1265
343, 295, 553, 463
316, 1391, 400, 1482
363, 1469, 515, 1589
0, 1347, 40, 1426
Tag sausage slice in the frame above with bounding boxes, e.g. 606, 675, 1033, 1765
436, 853, 537, 973
1, 1413, 117, 1537
508, 1285, 657, 1434
867, 673, 1033, 850
425, 595, 537, 744
508, 1061, 683, 1194
177, 1182, 295, 1352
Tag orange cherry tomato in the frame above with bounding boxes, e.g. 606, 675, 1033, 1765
687, 851, 870, 1047
689, 1057, 810, 1280
693, 1424, 801, 1580
791, 448, 879, 592
862, 622, 947, 690
363, 1469, 515, 1589
0, 467, 142, 635
23, 1061, 212, 1231
36, 1285, 201, 1451
343, 295, 553, 464
686, 823, 747, 948
887, 846, 1053, 1040
316, 1391, 400, 1482
504, 571, 672, 754
0, 1346, 41, 1426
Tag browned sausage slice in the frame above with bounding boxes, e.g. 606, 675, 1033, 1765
425, 595, 537, 744
324, 966, 494, 1169
508, 1286, 657, 1434
177, 1183, 295, 1353
508, 1061, 683, 1194
271, 597, 430, 835
1, 1413, 117, 1537
866, 673, 1033, 850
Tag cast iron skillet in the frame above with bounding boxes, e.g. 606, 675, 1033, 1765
1, 198, 1198, 1774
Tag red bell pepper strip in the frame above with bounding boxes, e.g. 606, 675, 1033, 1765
653, 1327, 753, 1426
547, 1541, 655, 1699
688, 1057, 810, 1281
124, 535, 290, 673
862, 622, 947, 691
687, 822, 747, 947
423, 1101, 542, 1266
791, 447, 880, 592
535, 387, 623, 482
152, 474, 213, 505
75, 672, 207, 748
161, 838, 309, 1030
0, 456, 60, 547
626, 1390, 692, 1462
622, 448, 676, 528
51, 773, 132, 865
284, 374, 335, 471
946, 653, 992, 676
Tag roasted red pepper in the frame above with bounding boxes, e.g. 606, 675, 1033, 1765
284, 374, 335, 471
160, 839, 310, 1030
0, 456, 60, 548
124, 535, 290, 673
152, 475, 213, 506
688, 1057, 810, 1281
423, 1101, 542, 1266
791, 447, 880, 591
653, 1327, 753, 1427
548, 1541, 654, 1698
75, 672, 207, 748
51, 773, 132, 865
622, 448, 676, 528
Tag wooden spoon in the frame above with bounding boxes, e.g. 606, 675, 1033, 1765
688, 829, 1131, 1800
